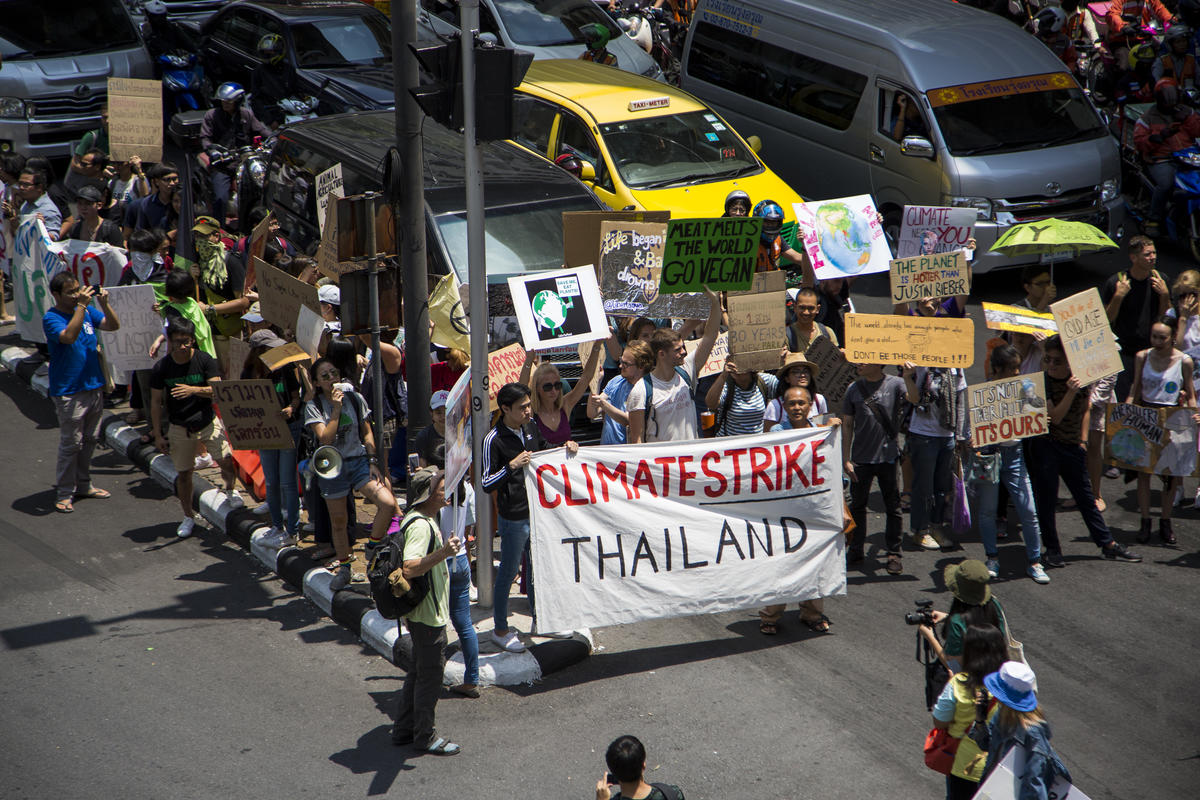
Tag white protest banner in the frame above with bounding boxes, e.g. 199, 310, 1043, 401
256, 258, 320, 330
212, 380, 295, 450
896, 205, 976, 258
487, 343, 527, 411
889, 250, 971, 304
314, 163, 343, 234
107, 78, 162, 162
507, 266, 608, 351
1050, 288, 1122, 384
982, 302, 1057, 336
972, 742, 1091, 800
444, 368, 472, 497
844, 313, 975, 368
793, 195, 890, 280
968, 372, 1049, 449
296, 304, 324, 358
526, 427, 847, 632
98, 285, 159, 373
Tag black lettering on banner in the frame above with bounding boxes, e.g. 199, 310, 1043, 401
716, 520, 746, 563
747, 518, 773, 557
679, 526, 708, 568
597, 534, 626, 579
563, 536, 591, 583
782, 516, 807, 553
663, 529, 672, 572
631, 532, 658, 576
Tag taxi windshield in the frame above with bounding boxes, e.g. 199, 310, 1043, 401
598, 111, 761, 190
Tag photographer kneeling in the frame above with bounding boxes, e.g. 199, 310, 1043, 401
918, 559, 1008, 676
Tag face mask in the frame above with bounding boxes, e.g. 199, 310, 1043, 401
130, 250, 162, 281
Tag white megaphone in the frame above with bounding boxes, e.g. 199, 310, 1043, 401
312, 445, 343, 479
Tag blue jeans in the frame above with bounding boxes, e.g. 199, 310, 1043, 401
449, 553, 479, 685
493, 515, 533, 632
258, 422, 301, 536
975, 445, 1042, 565
909, 433, 955, 533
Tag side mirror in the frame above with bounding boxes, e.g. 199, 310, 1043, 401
746, 135, 763, 153
579, 161, 596, 182
479, 32, 499, 45
900, 136, 935, 159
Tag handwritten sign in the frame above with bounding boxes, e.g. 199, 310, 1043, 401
726, 272, 787, 371
1105, 403, 1199, 476
261, 342, 310, 372
1051, 289, 1121, 383
107, 78, 162, 162
598, 220, 708, 319
507, 267, 609, 350
793, 195, 890, 280
686, 331, 729, 379
890, 250, 970, 304
844, 313, 975, 367
213, 379, 295, 450
98, 285, 159, 373
982, 302, 1058, 336
562, 210, 670, 270
256, 258, 320, 330
444, 369, 472, 497
224, 334, 252, 380
314, 163, 343, 234
487, 343, 527, 411
658, 217, 762, 293
896, 205, 976, 258
806, 335, 856, 412
968, 372, 1048, 448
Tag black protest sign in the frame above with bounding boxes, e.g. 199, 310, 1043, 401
806, 335, 856, 413
598, 220, 708, 319
658, 217, 762, 294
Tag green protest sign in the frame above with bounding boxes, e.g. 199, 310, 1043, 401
658, 217, 762, 293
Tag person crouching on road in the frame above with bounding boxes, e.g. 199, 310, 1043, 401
596, 735, 686, 800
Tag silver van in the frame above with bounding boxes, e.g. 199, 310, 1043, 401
0, 0, 153, 159
679, 0, 1125, 272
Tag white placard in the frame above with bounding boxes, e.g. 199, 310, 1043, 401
315, 163, 343, 234
793, 194, 891, 280
444, 368, 472, 498
506, 266, 609, 351
526, 427, 846, 632
296, 304, 324, 359
972, 742, 1089, 800
98, 285, 159, 373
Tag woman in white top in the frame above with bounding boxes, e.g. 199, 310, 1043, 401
762, 353, 827, 432
1126, 316, 1196, 545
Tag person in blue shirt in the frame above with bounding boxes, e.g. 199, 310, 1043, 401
590, 340, 653, 445
43, 272, 121, 513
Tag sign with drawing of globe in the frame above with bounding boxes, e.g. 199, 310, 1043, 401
507, 267, 609, 351
793, 194, 892, 280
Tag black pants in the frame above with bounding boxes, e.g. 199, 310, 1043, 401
1026, 436, 1115, 554
393, 620, 447, 747
305, 479, 357, 545
848, 460, 903, 556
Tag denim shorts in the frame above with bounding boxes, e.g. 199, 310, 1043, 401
316, 454, 372, 499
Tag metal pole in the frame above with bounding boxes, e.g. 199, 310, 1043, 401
363, 193, 385, 453
461, 0, 494, 607
395, 0, 432, 465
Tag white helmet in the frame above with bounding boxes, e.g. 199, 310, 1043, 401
1033, 7, 1067, 36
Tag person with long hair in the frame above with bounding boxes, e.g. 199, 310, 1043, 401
919, 559, 1007, 675
706, 357, 779, 437
523, 346, 602, 446
590, 340, 654, 445
763, 353, 826, 431
930, 624, 1008, 800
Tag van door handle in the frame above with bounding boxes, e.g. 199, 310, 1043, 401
869, 144, 885, 164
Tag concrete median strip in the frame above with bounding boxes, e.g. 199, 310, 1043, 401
2, 341, 591, 687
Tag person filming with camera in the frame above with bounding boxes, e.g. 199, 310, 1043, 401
916, 559, 1008, 676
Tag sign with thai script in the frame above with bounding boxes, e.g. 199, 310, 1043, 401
213, 379, 294, 450
843, 313, 975, 368
927, 71, 1076, 107
107, 78, 162, 162
968, 372, 1048, 448
658, 217, 762, 294
889, 250, 971, 304
1050, 289, 1122, 383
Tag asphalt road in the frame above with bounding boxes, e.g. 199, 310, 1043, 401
1, 242, 1198, 799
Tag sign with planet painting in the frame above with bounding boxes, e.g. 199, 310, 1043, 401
597, 220, 709, 320
1105, 403, 1199, 477
793, 195, 891, 281
507, 266, 610, 351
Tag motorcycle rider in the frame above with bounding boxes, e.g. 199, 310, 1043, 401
1030, 7, 1078, 71
250, 34, 296, 129
578, 22, 618, 66
141, 0, 192, 58
1112, 41, 1159, 104
724, 189, 751, 217
1133, 78, 1200, 235
1106, 0, 1175, 70
200, 83, 272, 229
1153, 26, 1196, 91
753, 200, 806, 273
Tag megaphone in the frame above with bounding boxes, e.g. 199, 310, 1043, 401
312, 445, 343, 480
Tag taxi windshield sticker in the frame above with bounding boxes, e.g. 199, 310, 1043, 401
629, 96, 670, 112
927, 72, 1076, 108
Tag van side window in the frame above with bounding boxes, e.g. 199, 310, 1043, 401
879, 89, 929, 142
557, 113, 613, 192
685, 21, 866, 131
213, 9, 263, 54
513, 94, 557, 156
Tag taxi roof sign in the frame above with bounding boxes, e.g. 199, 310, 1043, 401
628, 96, 670, 112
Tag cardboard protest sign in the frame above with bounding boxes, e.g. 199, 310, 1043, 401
1051, 289, 1121, 383
686, 331, 728, 378
1105, 403, 1199, 476
577, 340, 605, 394
889, 250, 971, 304
296, 304, 324, 358
487, 343, 527, 411
725, 272, 788, 371
896, 205, 976, 258
98, 285, 159, 373
243, 211, 275, 292
843, 313, 975, 368
443, 369, 473, 497
507, 267, 608, 350
526, 427, 847, 632
805, 335, 856, 412
657, 217, 761, 294
793, 195, 890, 280
261, 342, 310, 372
967, 372, 1049, 448
315, 194, 354, 278
255, 258, 320, 330
562, 210, 670, 270
224, 335, 252, 381
314, 163, 343, 234
212, 380, 295, 450
982, 302, 1058, 336
598, 220, 708, 319
107, 78, 162, 162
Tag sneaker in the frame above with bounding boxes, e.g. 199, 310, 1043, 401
1136, 518, 1152, 544
1042, 551, 1067, 569
886, 554, 903, 575
225, 489, 244, 509
329, 562, 352, 591
1103, 542, 1143, 563
1159, 519, 1177, 546
251, 503, 272, 516
985, 558, 1000, 579
1027, 563, 1050, 584
490, 629, 526, 652
350, 570, 369, 584
1103, 466, 1121, 479
910, 531, 940, 551
176, 516, 198, 538
193, 453, 215, 470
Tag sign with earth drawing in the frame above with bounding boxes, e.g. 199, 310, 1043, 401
507, 266, 609, 351
793, 195, 891, 281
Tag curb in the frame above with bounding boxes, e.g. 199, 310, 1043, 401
2, 341, 592, 686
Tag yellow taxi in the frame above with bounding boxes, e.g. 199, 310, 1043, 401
511, 59, 803, 218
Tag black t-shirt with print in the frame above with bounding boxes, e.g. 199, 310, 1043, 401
151, 351, 221, 430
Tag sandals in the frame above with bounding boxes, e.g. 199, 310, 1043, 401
802, 615, 833, 634
54, 499, 74, 513
421, 736, 461, 756
74, 488, 111, 500
759, 620, 778, 636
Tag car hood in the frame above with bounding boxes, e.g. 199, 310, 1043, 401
302, 64, 395, 108
0, 49, 151, 95
949, 133, 1119, 199
628, 167, 804, 221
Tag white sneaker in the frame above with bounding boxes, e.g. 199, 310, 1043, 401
176, 516, 198, 538
193, 453, 215, 470
490, 629, 526, 653
225, 489, 244, 509
911, 532, 940, 551
985, 558, 1000, 579
1027, 564, 1050, 585
259, 526, 285, 546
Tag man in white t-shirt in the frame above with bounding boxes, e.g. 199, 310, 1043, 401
627, 288, 722, 443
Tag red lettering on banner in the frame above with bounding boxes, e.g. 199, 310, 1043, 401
677, 455, 696, 497
701, 451, 726, 497
596, 461, 632, 501
536, 464, 561, 508
749, 447, 774, 493
773, 445, 783, 490
654, 456, 675, 497
579, 462, 599, 504
811, 442, 826, 485
562, 466, 589, 506
631, 460, 658, 498
783, 442, 809, 489
723, 448, 748, 494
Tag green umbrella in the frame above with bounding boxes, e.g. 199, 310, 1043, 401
988, 218, 1118, 257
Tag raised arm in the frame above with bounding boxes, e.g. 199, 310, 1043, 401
563, 342, 602, 414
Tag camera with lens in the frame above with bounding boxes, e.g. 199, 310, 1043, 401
904, 599, 935, 626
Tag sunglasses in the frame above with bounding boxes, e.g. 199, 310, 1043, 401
619, 359, 636, 367
541, 382, 560, 393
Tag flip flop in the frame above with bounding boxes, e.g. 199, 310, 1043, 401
54, 499, 74, 513
74, 488, 111, 500
802, 615, 832, 634
759, 620, 778, 636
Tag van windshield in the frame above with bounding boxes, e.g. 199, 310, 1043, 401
0, 0, 138, 58
927, 76, 1105, 157
490, 0, 620, 47
598, 111, 761, 190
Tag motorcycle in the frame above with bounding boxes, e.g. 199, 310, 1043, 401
610, 0, 682, 83
194, 136, 274, 232
1123, 146, 1200, 260
277, 95, 320, 125
157, 50, 210, 118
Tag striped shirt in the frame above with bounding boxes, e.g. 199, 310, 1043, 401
716, 373, 779, 436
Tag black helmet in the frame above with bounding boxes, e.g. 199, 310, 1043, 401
257, 34, 285, 66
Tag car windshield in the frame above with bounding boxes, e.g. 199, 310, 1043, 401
927, 80, 1106, 157
292, 16, 391, 67
437, 197, 598, 281
490, 0, 620, 47
597, 110, 762, 190
0, 0, 138, 58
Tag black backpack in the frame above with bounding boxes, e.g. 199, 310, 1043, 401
368, 516, 439, 620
